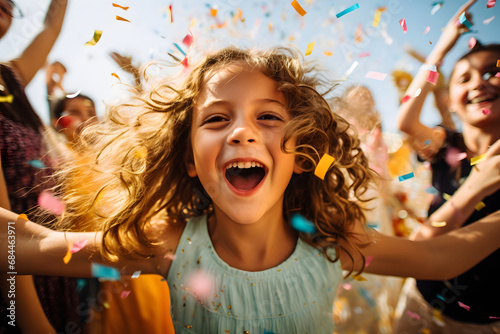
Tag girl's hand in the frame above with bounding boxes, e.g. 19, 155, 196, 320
431, 0, 476, 62
463, 140, 500, 198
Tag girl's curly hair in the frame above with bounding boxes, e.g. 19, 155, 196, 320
54, 46, 377, 271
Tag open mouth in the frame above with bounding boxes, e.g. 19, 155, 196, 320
224, 161, 266, 192
468, 94, 498, 104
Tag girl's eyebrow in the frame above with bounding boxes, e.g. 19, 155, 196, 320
199, 98, 286, 111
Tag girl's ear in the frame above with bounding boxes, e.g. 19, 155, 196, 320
293, 157, 305, 174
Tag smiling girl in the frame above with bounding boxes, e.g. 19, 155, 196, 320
1, 45, 500, 333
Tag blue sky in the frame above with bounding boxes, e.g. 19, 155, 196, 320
0, 0, 498, 132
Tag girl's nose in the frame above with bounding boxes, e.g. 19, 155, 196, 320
471, 72, 495, 93
227, 126, 257, 145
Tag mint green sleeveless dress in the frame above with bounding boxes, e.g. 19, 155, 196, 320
167, 215, 342, 333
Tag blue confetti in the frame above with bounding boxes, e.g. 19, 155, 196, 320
173, 43, 187, 56
336, 3, 359, 18
359, 287, 376, 307
436, 294, 445, 302
263, 331, 275, 334
27, 160, 46, 168
91, 263, 120, 281
425, 187, 439, 195
398, 172, 415, 182
291, 214, 317, 233
76, 279, 87, 293
459, 12, 473, 29
424, 139, 431, 146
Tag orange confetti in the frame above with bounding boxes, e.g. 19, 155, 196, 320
291, 0, 307, 16
18, 214, 29, 221
304, 42, 315, 56
111, 73, 121, 81
167, 4, 173, 23
324, 51, 333, 56
233, 8, 243, 23
116, 15, 131, 23
353, 275, 367, 281
63, 243, 72, 264
112, 3, 129, 10
210, 8, 218, 16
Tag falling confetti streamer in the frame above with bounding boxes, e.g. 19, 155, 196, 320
483, 16, 495, 24
290, 0, 307, 16
111, 73, 121, 81
365, 71, 387, 81
398, 172, 415, 182
314, 153, 335, 180
167, 4, 173, 23
336, 3, 359, 18
458, 301, 471, 311
399, 18, 407, 33
291, 214, 317, 233
459, 12, 473, 29
173, 43, 187, 56
344, 61, 358, 78
470, 153, 486, 165
112, 3, 129, 10
84, 30, 103, 46
63, 245, 72, 264
116, 15, 131, 23
304, 42, 315, 56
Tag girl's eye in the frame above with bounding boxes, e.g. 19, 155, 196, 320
258, 113, 283, 121
483, 70, 499, 81
203, 115, 227, 124
456, 75, 470, 84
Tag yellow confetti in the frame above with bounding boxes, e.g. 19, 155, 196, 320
353, 275, 367, 281
474, 201, 486, 211
135, 147, 147, 159
497, 60, 500, 67
304, 42, 315, 56
324, 51, 333, 56
422, 329, 431, 334
18, 213, 29, 221
291, 0, 307, 16
470, 153, 486, 166
0, 94, 14, 103
431, 221, 447, 227
314, 153, 335, 180
432, 308, 443, 322
84, 30, 103, 46
372, 9, 382, 27
103, 302, 110, 309
63, 243, 72, 264
442, 193, 451, 201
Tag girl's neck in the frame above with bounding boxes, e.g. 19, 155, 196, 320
208, 202, 297, 272
462, 124, 499, 155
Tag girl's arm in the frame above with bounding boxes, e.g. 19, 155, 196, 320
340, 209, 500, 280
397, 0, 476, 159
9, 0, 68, 86
414, 140, 500, 239
0, 207, 161, 277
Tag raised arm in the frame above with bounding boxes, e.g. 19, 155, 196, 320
340, 208, 500, 280
397, 0, 476, 159
9, 0, 68, 86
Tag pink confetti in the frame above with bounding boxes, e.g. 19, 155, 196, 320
487, 0, 496, 8
427, 71, 439, 85
120, 290, 131, 299
365, 256, 373, 267
496, 72, 500, 77
422, 26, 430, 34
342, 283, 352, 290
401, 95, 411, 103
38, 190, 65, 215
482, 108, 491, 115
70, 240, 88, 253
365, 71, 387, 81
358, 52, 371, 58
182, 33, 193, 48
165, 253, 176, 260
187, 270, 212, 301
406, 310, 421, 320
490, 316, 500, 319
445, 147, 467, 167
469, 37, 477, 49
399, 18, 407, 33
458, 301, 471, 311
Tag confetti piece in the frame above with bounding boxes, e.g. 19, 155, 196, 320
490, 316, 500, 319
210, 8, 218, 16
324, 51, 333, 56
165, 253, 176, 260
173, 43, 187, 57
314, 153, 335, 180
445, 147, 467, 167
365, 256, 373, 267
365, 71, 387, 81
398, 172, 414, 182
421, 64, 437, 72
76, 279, 87, 292
431, 2, 443, 15
406, 310, 421, 320
71, 240, 88, 253
352, 275, 367, 281
63, 246, 72, 264
399, 18, 407, 33
458, 301, 471, 311
66, 89, 82, 99
187, 270, 213, 301
401, 95, 411, 103
120, 290, 131, 299
182, 33, 194, 48
131, 270, 141, 278
181, 57, 189, 68
344, 61, 358, 78
483, 16, 495, 24
84, 30, 103, 46
28, 160, 46, 168
91, 263, 120, 280
459, 12, 473, 29
436, 294, 445, 301
482, 108, 491, 115
343, 283, 352, 290
103, 302, 110, 309
497, 72, 500, 77
111, 72, 121, 81
425, 187, 438, 195
372, 9, 382, 27
336, 3, 359, 18
358, 52, 370, 58
57, 115, 72, 128
0, 95, 13, 103
474, 201, 486, 211
443, 193, 451, 201
38, 190, 65, 215
112, 3, 129, 10
497, 60, 500, 67
431, 221, 447, 227
18, 213, 29, 221
291, 214, 317, 233
422, 329, 431, 334
487, 0, 496, 8
469, 37, 477, 49
290, 0, 307, 16
304, 42, 315, 56
116, 15, 131, 23
427, 71, 439, 85
167, 4, 173, 23
470, 153, 486, 165
423, 26, 430, 34
424, 139, 431, 146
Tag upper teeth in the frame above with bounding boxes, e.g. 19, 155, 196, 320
227, 161, 263, 169
470, 96, 492, 104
